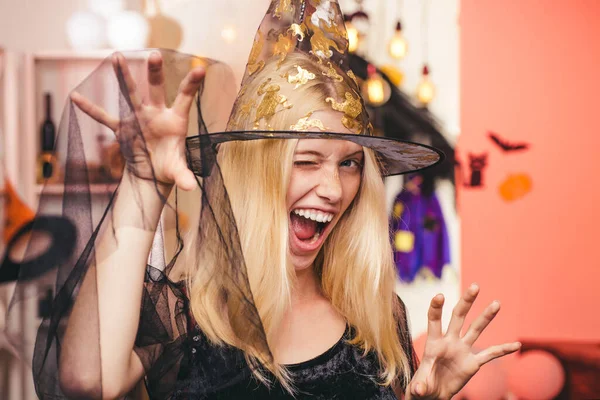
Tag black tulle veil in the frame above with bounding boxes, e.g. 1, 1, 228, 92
0, 0, 438, 397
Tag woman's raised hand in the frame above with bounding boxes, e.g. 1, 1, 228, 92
406, 284, 521, 400
71, 51, 205, 191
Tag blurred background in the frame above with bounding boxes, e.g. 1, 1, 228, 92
0, 0, 598, 399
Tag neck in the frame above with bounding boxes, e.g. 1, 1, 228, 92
292, 264, 322, 304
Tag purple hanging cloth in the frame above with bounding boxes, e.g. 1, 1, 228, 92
390, 174, 451, 282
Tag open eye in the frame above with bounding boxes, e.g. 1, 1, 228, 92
340, 159, 363, 169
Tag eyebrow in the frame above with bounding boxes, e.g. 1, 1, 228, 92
294, 150, 364, 158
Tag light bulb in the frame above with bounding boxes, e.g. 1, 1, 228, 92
346, 21, 359, 53
388, 21, 408, 60
368, 78, 384, 104
66, 11, 107, 50
221, 24, 237, 43
362, 64, 391, 107
416, 64, 435, 105
107, 11, 149, 50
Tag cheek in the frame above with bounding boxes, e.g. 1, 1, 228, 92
286, 170, 310, 209
341, 175, 362, 210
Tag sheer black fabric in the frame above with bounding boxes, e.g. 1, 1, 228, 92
0, 45, 435, 399
0, 0, 450, 394
1, 49, 269, 399
0, 48, 423, 399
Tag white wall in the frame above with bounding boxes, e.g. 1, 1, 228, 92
0, 0, 140, 51
0, 0, 271, 82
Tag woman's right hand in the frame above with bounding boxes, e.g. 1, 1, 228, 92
71, 51, 205, 191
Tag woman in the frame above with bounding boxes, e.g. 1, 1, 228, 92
31, 1, 520, 399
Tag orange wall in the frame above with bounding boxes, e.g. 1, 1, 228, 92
459, 0, 600, 345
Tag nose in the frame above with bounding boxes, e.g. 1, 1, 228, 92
315, 167, 342, 204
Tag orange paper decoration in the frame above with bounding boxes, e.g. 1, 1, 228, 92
499, 173, 532, 202
3, 181, 35, 244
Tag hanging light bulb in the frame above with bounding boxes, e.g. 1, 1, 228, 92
416, 64, 435, 106
388, 21, 408, 60
221, 24, 237, 43
345, 19, 359, 53
362, 64, 391, 107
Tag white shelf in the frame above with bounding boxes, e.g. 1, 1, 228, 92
36, 183, 118, 195
32, 50, 115, 61
32, 49, 153, 62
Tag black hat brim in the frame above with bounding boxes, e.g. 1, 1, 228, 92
186, 130, 445, 177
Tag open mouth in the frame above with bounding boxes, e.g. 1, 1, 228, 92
289, 209, 334, 248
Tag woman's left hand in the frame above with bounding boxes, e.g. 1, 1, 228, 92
405, 284, 521, 400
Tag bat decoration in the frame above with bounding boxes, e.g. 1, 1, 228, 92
488, 131, 530, 152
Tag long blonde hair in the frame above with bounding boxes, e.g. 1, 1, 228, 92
185, 52, 413, 391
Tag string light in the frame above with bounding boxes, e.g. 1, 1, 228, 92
417, 0, 435, 106
416, 64, 435, 105
388, 21, 408, 60
345, 0, 369, 54
362, 64, 391, 107
221, 24, 237, 43
345, 19, 359, 53
220, 0, 238, 44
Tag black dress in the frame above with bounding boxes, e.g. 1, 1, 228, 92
135, 271, 418, 400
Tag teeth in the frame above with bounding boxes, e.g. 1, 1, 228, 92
293, 208, 334, 223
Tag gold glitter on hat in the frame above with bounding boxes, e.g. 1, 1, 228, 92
219, 0, 444, 176
283, 65, 316, 88
290, 112, 329, 131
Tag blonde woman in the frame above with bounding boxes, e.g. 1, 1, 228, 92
24, 1, 521, 399
57, 50, 520, 400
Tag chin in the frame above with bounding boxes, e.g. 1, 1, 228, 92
290, 254, 319, 271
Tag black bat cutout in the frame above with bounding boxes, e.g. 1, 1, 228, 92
488, 131, 530, 152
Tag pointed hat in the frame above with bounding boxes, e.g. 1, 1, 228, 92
187, 0, 444, 176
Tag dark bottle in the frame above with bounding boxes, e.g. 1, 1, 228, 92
41, 93, 56, 152
37, 93, 58, 183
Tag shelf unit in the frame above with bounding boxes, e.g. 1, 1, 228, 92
1, 49, 121, 400
2, 50, 121, 208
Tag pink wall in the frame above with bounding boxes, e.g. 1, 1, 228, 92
459, 0, 600, 346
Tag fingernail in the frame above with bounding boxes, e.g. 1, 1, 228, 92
470, 283, 479, 291
491, 301, 500, 312
415, 383, 422, 395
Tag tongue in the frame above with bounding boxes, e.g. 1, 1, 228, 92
291, 214, 318, 240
